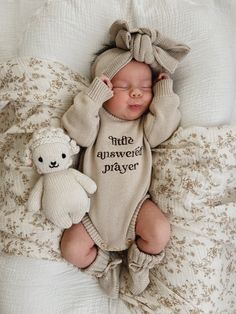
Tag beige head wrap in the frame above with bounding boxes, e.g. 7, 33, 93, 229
91, 20, 190, 79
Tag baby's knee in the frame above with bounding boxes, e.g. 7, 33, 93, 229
60, 224, 96, 268
147, 218, 171, 253
60, 229, 81, 263
154, 219, 171, 246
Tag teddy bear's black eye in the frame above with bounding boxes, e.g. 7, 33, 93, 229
38, 157, 43, 163
62, 153, 66, 159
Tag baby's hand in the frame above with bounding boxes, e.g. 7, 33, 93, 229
100, 74, 113, 90
157, 72, 170, 81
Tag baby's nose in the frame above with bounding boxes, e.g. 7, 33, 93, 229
130, 88, 142, 97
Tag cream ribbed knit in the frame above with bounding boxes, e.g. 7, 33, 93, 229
62, 77, 180, 250
127, 242, 165, 295
91, 20, 190, 79
83, 249, 122, 299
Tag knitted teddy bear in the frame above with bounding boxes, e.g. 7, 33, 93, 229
26, 127, 97, 228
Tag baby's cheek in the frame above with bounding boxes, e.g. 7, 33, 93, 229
146, 94, 153, 104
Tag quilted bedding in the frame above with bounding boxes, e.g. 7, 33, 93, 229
121, 126, 236, 313
0, 58, 88, 259
1, 57, 236, 314
1, 0, 236, 313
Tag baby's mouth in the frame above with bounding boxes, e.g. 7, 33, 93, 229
129, 103, 142, 110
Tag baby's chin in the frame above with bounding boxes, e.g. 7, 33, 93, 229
126, 105, 148, 119
123, 111, 145, 121
103, 106, 145, 121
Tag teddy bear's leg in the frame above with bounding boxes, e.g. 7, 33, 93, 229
127, 242, 165, 295
70, 212, 86, 226
83, 249, 122, 299
45, 210, 72, 229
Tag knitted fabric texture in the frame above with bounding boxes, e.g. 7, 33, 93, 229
29, 127, 79, 152
27, 127, 97, 229
62, 77, 180, 250
83, 249, 122, 299
127, 242, 165, 295
25, 127, 80, 171
91, 19, 190, 79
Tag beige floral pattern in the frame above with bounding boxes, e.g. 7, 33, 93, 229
1, 58, 236, 313
120, 126, 236, 313
0, 57, 88, 260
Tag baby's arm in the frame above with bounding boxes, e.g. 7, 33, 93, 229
62, 77, 113, 147
143, 75, 180, 148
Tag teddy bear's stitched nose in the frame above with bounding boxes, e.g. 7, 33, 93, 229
50, 161, 57, 166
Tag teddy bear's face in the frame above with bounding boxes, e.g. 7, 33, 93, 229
32, 142, 72, 174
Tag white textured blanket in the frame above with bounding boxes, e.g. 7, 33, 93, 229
120, 126, 236, 313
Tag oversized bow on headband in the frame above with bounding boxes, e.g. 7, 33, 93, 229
109, 20, 190, 74
91, 20, 190, 79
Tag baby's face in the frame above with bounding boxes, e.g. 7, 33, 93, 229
103, 60, 153, 121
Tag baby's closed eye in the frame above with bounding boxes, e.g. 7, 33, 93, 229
141, 86, 152, 90
113, 85, 152, 90
113, 85, 129, 90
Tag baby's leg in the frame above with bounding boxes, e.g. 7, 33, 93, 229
61, 222, 122, 298
126, 199, 170, 295
135, 199, 170, 254
60, 223, 97, 268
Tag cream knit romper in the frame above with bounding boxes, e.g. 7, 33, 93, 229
62, 77, 180, 252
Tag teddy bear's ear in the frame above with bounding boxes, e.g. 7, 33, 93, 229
70, 139, 80, 155
23, 148, 33, 166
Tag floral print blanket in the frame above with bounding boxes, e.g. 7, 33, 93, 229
1, 58, 236, 313
0, 57, 88, 260
120, 126, 236, 313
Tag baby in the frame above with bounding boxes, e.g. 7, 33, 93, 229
61, 20, 190, 298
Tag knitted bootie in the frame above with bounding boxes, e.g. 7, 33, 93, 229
127, 242, 165, 295
83, 249, 122, 299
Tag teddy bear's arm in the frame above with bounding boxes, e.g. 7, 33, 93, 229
27, 177, 44, 212
69, 168, 97, 195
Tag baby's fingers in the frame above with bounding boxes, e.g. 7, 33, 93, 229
157, 72, 170, 81
100, 74, 113, 89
